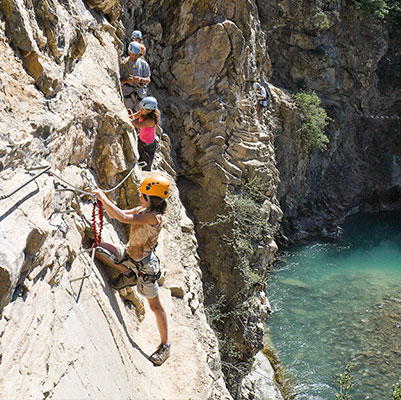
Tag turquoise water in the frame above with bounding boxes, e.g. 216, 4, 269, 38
267, 212, 401, 400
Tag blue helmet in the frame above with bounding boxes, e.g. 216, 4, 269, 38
140, 96, 158, 110
131, 30, 142, 40
128, 41, 142, 54
254, 82, 261, 90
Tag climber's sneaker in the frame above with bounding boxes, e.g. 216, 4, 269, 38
149, 343, 170, 366
110, 271, 137, 290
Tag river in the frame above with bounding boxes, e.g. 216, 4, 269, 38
267, 211, 401, 399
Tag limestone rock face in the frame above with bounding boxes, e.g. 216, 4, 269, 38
240, 351, 284, 400
257, 0, 401, 238
171, 23, 231, 96
7, 0, 396, 398
122, 1, 282, 398
0, 0, 233, 398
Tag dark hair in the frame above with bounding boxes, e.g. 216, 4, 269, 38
147, 195, 167, 214
142, 109, 160, 125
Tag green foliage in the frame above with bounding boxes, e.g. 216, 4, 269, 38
387, 0, 401, 33
225, 176, 271, 285
336, 364, 354, 400
393, 380, 401, 400
354, 0, 389, 19
205, 293, 227, 326
354, 0, 401, 32
314, 10, 331, 30
201, 176, 270, 286
202, 176, 272, 397
336, 365, 401, 399
293, 91, 330, 152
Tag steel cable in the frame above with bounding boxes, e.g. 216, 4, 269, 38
0, 132, 137, 198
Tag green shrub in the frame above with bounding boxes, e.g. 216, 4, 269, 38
335, 365, 401, 399
293, 91, 330, 152
393, 380, 401, 400
336, 364, 354, 400
205, 293, 227, 325
354, 0, 389, 19
387, 0, 401, 32
314, 10, 331, 30
353, 0, 401, 32
226, 176, 271, 285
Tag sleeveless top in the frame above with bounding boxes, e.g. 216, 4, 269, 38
139, 118, 157, 144
126, 207, 163, 261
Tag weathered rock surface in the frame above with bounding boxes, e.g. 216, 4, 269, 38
130, 1, 283, 395
257, 0, 401, 239
0, 184, 231, 399
3, 0, 398, 399
0, 0, 234, 397
240, 351, 284, 400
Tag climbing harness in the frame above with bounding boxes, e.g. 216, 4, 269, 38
115, 252, 161, 283
92, 199, 103, 247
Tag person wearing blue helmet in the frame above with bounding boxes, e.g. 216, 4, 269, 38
120, 41, 151, 113
130, 29, 146, 57
130, 96, 160, 171
131, 30, 142, 40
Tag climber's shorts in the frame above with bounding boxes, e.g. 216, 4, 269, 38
258, 99, 268, 108
114, 244, 160, 299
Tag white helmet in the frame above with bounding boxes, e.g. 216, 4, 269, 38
140, 96, 158, 110
131, 30, 142, 40
254, 82, 261, 90
128, 41, 142, 54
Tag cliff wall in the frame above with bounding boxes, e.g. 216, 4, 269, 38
257, 0, 401, 240
1, 0, 400, 399
0, 0, 233, 397
0, 0, 284, 398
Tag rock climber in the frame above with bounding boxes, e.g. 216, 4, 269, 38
130, 29, 146, 57
92, 175, 171, 366
129, 96, 160, 171
120, 41, 151, 114
254, 82, 269, 121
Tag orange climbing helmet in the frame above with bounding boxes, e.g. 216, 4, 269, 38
139, 175, 171, 199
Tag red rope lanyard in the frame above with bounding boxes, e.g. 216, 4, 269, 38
92, 199, 103, 247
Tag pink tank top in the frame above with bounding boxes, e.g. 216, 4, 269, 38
139, 118, 156, 144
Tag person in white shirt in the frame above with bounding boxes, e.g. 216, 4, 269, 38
254, 82, 269, 121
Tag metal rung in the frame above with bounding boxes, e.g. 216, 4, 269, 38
69, 247, 96, 283
0, 166, 51, 200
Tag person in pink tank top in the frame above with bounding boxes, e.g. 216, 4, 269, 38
130, 96, 160, 171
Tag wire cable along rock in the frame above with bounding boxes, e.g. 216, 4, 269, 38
0, 132, 137, 199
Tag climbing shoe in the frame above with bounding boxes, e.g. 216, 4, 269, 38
149, 343, 171, 366
110, 270, 137, 290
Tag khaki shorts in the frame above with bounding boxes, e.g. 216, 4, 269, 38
114, 244, 159, 299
